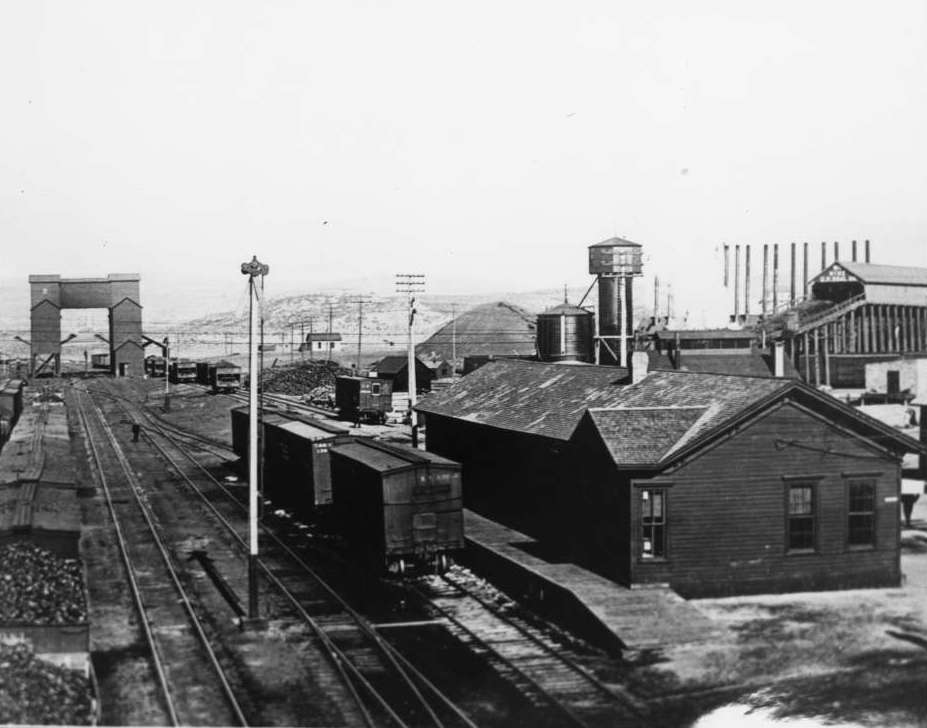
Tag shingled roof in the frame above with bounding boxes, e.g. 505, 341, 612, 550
587, 407, 710, 466
415, 359, 628, 440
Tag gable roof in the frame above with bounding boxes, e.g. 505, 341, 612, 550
372, 354, 429, 375
583, 370, 923, 468
416, 359, 628, 440
815, 262, 927, 287
673, 350, 776, 377
587, 407, 709, 466
657, 328, 756, 341
306, 332, 342, 342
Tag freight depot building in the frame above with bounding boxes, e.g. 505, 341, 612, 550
417, 360, 922, 598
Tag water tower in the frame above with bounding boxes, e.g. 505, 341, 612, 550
588, 237, 643, 366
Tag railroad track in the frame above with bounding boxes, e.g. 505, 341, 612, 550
74, 389, 249, 727
416, 571, 648, 728
104, 385, 480, 728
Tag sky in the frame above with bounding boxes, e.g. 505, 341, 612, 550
2, 1, 926, 325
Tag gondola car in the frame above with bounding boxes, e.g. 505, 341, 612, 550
230, 406, 351, 511
329, 438, 464, 574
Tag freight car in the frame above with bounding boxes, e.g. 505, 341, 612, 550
0, 379, 24, 430
145, 355, 166, 378
168, 359, 197, 384
196, 360, 242, 393
329, 438, 464, 574
230, 406, 351, 511
90, 352, 110, 370
334, 375, 392, 424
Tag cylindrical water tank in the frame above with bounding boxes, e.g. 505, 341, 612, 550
536, 304, 594, 362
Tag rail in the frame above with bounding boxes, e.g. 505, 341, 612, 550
114, 391, 476, 728
75, 390, 248, 727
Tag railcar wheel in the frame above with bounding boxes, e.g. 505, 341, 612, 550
435, 553, 449, 574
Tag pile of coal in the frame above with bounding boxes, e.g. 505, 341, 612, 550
0, 543, 86, 624
246, 360, 349, 395
0, 643, 92, 725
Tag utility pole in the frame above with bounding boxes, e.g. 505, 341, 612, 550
308, 317, 314, 360
163, 336, 170, 410
396, 274, 425, 447
350, 298, 370, 373
328, 303, 334, 362
240, 255, 269, 626
451, 303, 457, 371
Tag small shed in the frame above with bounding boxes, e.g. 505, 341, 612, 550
370, 355, 435, 393
865, 356, 927, 400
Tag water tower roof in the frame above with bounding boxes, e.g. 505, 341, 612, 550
589, 237, 641, 249
539, 303, 592, 316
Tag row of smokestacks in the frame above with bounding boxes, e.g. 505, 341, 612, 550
723, 240, 871, 318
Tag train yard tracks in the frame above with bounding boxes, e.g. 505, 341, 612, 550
75, 389, 248, 726
80, 379, 646, 726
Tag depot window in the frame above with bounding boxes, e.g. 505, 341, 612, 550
641, 488, 666, 559
847, 479, 876, 547
787, 483, 815, 552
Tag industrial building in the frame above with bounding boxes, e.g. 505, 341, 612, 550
865, 356, 927, 401
417, 359, 922, 597
28, 273, 144, 377
416, 301, 538, 365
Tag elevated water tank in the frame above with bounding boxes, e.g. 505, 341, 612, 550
536, 304, 594, 362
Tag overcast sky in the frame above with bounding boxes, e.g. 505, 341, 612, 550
2, 1, 926, 324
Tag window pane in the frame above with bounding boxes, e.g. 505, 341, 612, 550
849, 514, 874, 545
849, 482, 874, 513
789, 486, 812, 515
789, 516, 814, 550
652, 492, 663, 520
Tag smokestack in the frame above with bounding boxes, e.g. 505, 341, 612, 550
762, 244, 769, 317
834, 241, 840, 261
852, 239, 858, 262
744, 245, 751, 316
772, 244, 779, 311
803, 243, 809, 299
790, 243, 796, 306
773, 341, 785, 378
653, 276, 660, 322
723, 244, 730, 287
734, 244, 741, 320
865, 239, 871, 262
821, 241, 826, 271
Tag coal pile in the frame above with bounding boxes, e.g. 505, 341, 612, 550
0, 643, 92, 725
0, 543, 87, 624
246, 360, 350, 396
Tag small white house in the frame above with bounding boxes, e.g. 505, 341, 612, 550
301, 332, 343, 354
865, 357, 927, 400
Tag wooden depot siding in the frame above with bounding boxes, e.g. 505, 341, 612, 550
424, 413, 572, 545
628, 401, 901, 597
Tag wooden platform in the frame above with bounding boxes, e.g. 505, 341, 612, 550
463, 509, 719, 653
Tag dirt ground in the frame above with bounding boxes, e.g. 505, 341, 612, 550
651, 494, 927, 727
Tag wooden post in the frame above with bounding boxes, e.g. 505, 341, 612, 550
849, 309, 856, 352
823, 324, 831, 387
804, 332, 811, 381
813, 329, 821, 386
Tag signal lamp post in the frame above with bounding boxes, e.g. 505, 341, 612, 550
241, 255, 269, 624
396, 273, 425, 446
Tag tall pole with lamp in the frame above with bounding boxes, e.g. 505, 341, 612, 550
241, 255, 269, 623
396, 274, 425, 446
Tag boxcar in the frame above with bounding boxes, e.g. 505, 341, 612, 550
91, 352, 110, 370
169, 359, 197, 384
335, 375, 392, 424
145, 356, 166, 378
0, 379, 24, 429
230, 406, 351, 511
329, 438, 464, 573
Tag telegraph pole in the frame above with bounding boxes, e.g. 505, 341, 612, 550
396, 274, 425, 446
451, 303, 457, 370
163, 336, 170, 410
240, 255, 269, 625
351, 298, 370, 373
